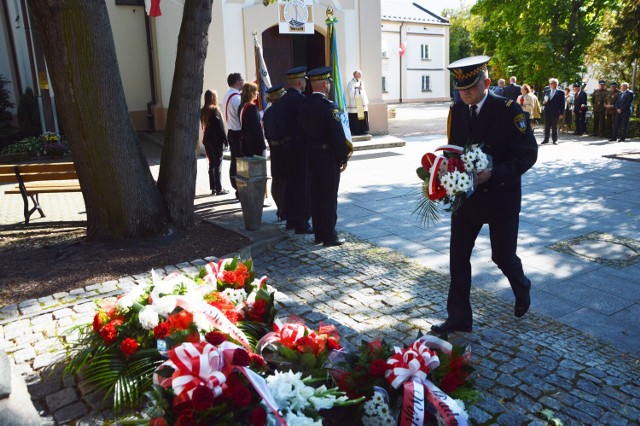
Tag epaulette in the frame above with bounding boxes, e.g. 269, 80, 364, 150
505, 100, 513, 107
322, 97, 333, 104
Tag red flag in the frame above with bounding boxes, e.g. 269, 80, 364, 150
145, 0, 161, 17
399, 42, 407, 57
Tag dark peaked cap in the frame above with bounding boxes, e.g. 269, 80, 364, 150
286, 66, 307, 79
307, 66, 332, 81
266, 83, 285, 101
448, 55, 491, 90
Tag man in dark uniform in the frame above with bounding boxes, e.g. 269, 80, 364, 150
573, 82, 588, 135
279, 66, 313, 234
590, 80, 608, 137
263, 84, 287, 221
604, 82, 619, 138
431, 56, 538, 334
299, 67, 349, 247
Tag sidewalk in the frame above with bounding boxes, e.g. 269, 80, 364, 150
1, 105, 640, 424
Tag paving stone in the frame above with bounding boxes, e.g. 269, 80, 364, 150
496, 411, 529, 425
46, 387, 78, 412
53, 401, 88, 424
12, 346, 36, 364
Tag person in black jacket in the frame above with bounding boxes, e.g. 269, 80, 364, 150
238, 82, 266, 157
502, 76, 521, 101
541, 78, 565, 145
431, 56, 538, 334
280, 66, 313, 234
573, 83, 588, 136
299, 67, 349, 247
200, 90, 229, 195
263, 84, 287, 220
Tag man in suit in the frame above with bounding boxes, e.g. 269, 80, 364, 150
431, 56, 538, 334
493, 79, 506, 97
502, 76, 521, 101
299, 67, 349, 247
279, 66, 313, 234
611, 82, 634, 142
541, 78, 565, 145
573, 83, 588, 136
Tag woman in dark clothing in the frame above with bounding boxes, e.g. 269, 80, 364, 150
200, 90, 229, 195
238, 82, 266, 157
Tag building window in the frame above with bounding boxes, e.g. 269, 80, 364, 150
420, 44, 430, 60
422, 75, 431, 92
382, 76, 388, 93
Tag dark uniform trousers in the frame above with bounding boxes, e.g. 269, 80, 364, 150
446, 92, 537, 326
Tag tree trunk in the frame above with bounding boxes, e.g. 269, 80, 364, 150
26, 0, 169, 240
157, 0, 213, 229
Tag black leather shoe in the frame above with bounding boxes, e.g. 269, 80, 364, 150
618, 139, 625, 142
552, 141, 558, 145
430, 320, 472, 333
515, 293, 531, 318
609, 138, 616, 141
323, 238, 345, 247
540, 140, 549, 144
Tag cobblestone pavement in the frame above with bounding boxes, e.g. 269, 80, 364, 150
1, 233, 639, 425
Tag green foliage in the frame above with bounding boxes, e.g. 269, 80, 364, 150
17, 88, 41, 137
413, 185, 444, 228
0, 74, 15, 129
0, 136, 42, 155
470, 0, 615, 89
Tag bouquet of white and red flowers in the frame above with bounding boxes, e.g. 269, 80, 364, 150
416, 143, 491, 225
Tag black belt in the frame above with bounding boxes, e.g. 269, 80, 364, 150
309, 144, 330, 150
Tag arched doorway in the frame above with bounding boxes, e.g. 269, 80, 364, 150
261, 26, 325, 89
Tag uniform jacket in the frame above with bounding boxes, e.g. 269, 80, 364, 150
262, 103, 282, 143
277, 88, 307, 144
449, 92, 538, 218
543, 88, 565, 118
298, 93, 348, 165
239, 103, 266, 157
614, 90, 634, 115
590, 89, 608, 112
605, 90, 619, 113
573, 90, 588, 113
503, 83, 522, 101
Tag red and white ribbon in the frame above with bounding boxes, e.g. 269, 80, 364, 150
257, 317, 309, 353
435, 145, 464, 155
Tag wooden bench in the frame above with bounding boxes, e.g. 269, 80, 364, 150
0, 162, 81, 224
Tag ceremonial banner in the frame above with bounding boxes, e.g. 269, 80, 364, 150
326, 13, 353, 157
278, 0, 314, 34
253, 34, 272, 111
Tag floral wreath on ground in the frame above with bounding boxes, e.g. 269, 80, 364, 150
64, 257, 478, 425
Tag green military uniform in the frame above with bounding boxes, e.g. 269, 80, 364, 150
604, 82, 619, 138
590, 80, 607, 137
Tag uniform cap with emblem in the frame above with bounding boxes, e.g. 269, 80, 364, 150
285, 66, 307, 80
447, 55, 491, 90
598, 79, 606, 85
266, 84, 285, 102
307, 66, 333, 81
610, 82, 618, 86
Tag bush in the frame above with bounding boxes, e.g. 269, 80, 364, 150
0, 135, 42, 155
0, 74, 17, 149
17, 88, 41, 137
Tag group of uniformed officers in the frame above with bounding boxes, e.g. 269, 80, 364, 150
261, 66, 349, 247
589, 80, 635, 142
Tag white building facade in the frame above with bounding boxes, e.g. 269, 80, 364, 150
1, 0, 389, 135
381, 0, 450, 103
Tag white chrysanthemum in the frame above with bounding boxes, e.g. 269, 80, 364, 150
138, 305, 160, 330
371, 392, 385, 405
364, 399, 379, 416
193, 312, 211, 332
128, 284, 148, 301
152, 279, 176, 297
152, 296, 177, 316
454, 399, 469, 420
117, 295, 134, 311
376, 403, 390, 416
222, 288, 247, 305
383, 415, 396, 426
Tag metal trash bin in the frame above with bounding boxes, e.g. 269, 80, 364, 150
235, 156, 267, 230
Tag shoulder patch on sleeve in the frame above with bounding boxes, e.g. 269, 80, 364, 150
332, 109, 341, 122
505, 100, 513, 107
514, 113, 527, 133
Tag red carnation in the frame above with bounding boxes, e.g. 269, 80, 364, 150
231, 384, 252, 407
249, 406, 267, 426
120, 338, 139, 356
191, 385, 215, 411
233, 263, 249, 287
205, 331, 227, 346
248, 299, 268, 322
222, 270, 236, 284
327, 337, 342, 351
92, 313, 102, 332
153, 322, 170, 339
441, 372, 466, 393
186, 331, 201, 344
368, 358, 387, 377
250, 353, 267, 369
100, 323, 118, 344
150, 417, 167, 426
231, 348, 251, 367
168, 310, 194, 330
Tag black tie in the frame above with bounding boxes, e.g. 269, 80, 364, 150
470, 105, 478, 128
